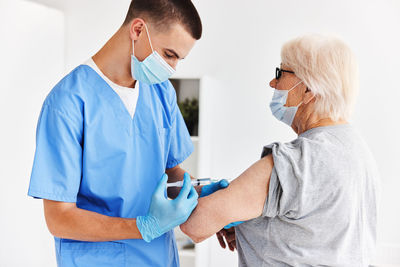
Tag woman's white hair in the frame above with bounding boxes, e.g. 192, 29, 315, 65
281, 34, 359, 121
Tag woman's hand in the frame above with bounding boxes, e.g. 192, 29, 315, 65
216, 227, 236, 251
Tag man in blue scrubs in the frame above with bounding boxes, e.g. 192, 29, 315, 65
28, 0, 226, 266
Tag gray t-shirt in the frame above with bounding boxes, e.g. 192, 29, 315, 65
236, 124, 379, 267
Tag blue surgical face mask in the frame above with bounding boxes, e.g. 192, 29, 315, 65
269, 80, 303, 126
131, 24, 175, 84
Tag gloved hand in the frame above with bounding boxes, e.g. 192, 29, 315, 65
137, 173, 198, 242
200, 179, 229, 197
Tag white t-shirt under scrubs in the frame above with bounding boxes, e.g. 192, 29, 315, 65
85, 58, 139, 119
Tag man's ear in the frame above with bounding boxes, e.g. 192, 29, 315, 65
303, 87, 315, 105
129, 18, 145, 41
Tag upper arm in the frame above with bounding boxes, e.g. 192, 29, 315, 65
180, 155, 274, 242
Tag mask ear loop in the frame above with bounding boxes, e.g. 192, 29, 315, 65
296, 100, 304, 108
132, 23, 154, 57
144, 23, 175, 73
287, 80, 304, 107
287, 80, 303, 92
298, 87, 316, 107
143, 23, 154, 52
132, 39, 135, 57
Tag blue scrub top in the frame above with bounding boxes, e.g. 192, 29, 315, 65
28, 65, 194, 267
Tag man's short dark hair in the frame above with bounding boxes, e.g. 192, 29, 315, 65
123, 0, 202, 40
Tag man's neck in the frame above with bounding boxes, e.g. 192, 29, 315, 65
92, 27, 136, 88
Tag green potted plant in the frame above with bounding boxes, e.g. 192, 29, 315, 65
178, 98, 199, 136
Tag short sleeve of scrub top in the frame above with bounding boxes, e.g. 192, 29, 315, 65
165, 83, 194, 169
28, 95, 83, 203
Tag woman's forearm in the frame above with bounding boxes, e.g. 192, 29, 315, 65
180, 156, 273, 243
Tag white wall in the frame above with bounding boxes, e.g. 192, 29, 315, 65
30, 0, 131, 72
0, 0, 64, 266
8, 0, 400, 266
181, 0, 400, 265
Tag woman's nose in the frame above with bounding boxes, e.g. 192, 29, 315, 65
269, 78, 277, 88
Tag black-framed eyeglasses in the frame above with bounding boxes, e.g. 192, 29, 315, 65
275, 67, 294, 79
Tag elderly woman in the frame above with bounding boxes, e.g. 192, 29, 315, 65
180, 34, 379, 266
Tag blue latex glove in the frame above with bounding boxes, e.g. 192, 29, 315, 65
137, 173, 198, 242
224, 221, 244, 229
200, 179, 229, 197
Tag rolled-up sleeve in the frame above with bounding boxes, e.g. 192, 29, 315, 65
261, 141, 303, 218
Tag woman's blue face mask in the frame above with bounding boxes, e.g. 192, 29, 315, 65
131, 23, 175, 85
269, 80, 303, 126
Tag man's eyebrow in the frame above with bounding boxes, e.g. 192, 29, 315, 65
165, 48, 182, 59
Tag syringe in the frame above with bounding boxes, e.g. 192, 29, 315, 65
166, 178, 215, 188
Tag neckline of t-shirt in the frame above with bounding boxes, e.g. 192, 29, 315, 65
299, 123, 351, 138
84, 58, 138, 91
